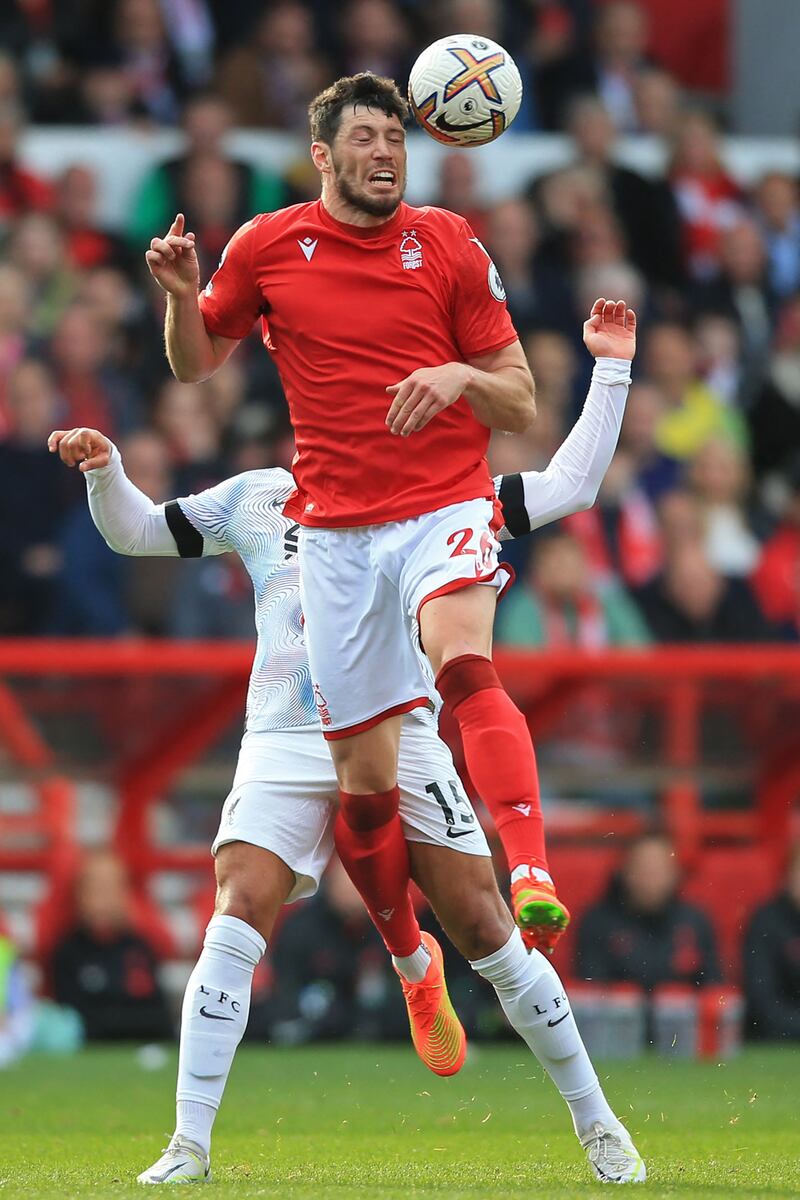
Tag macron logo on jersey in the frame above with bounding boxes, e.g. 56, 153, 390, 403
298, 236, 318, 262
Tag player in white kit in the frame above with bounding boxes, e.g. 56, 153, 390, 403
49, 305, 645, 1185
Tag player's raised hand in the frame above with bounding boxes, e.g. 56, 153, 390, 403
145, 213, 200, 297
48, 427, 112, 472
583, 298, 637, 361
386, 362, 471, 436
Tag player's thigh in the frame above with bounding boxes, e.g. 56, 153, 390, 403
212, 728, 339, 938
390, 498, 510, 674
409, 842, 514, 962
298, 524, 430, 738
420, 581, 498, 674
326, 714, 404, 794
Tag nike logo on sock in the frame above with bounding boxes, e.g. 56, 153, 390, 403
199, 1006, 235, 1021
547, 1011, 571, 1027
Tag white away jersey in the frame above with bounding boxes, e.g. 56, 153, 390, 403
177, 469, 316, 732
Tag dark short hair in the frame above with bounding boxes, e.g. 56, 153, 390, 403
308, 72, 408, 145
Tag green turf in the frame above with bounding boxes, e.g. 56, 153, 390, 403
0, 1045, 798, 1198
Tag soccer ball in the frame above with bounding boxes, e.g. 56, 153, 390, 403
408, 34, 522, 147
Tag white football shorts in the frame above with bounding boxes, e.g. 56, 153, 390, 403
298, 497, 512, 737
212, 717, 490, 903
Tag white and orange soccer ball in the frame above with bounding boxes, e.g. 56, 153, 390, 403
408, 33, 522, 147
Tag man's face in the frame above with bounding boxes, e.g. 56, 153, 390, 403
323, 105, 407, 218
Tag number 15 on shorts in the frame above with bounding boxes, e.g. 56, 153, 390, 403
426, 780, 476, 839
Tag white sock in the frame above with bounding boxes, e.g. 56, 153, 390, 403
175, 1099, 215, 1154
471, 929, 618, 1139
392, 940, 431, 983
174, 914, 265, 1154
510, 864, 553, 886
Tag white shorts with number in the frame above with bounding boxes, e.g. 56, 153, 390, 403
298, 497, 512, 737
212, 717, 490, 904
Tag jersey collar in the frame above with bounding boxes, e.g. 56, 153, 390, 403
315, 199, 409, 241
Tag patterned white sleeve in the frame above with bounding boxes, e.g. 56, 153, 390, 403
494, 356, 631, 539
177, 469, 295, 559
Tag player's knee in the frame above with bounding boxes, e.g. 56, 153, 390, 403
435, 653, 502, 712
214, 880, 276, 941
451, 890, 514, 962
214, 846, 288, 940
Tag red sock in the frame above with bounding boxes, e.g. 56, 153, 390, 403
436, 654, 549, 876
334, 786, 421, 957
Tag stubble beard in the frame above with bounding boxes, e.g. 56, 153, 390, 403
332, 158, 406, 219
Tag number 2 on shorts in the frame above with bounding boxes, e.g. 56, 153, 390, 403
447, 527, 475, 557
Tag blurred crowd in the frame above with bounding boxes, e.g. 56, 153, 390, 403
4, 835, 797, 1054
1, 0, 799, 644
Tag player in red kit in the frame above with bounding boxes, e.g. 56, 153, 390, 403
146, 74, 568, 1065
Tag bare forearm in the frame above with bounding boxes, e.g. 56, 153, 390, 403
462, 363, 535, 433
165, 291, 223, 383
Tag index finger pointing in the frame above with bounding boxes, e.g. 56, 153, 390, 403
169, 213, 185, 237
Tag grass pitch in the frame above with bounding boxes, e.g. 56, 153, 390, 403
0, 1044, 798, 1198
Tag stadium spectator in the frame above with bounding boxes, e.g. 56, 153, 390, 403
561, 94, 683, 287
108, 0, 194, 125
52, 428, 177, 636
153, 378, 225, 496
634, 536, 777, 643
616, 381, 681, 503
749, 295, 800, 482
214, 1, 329, 131
754, 172, 800, 300
534, 0, 651, 132
643, 321, 747, 461
743, 843, 800, 1041
0, 359, 67, 634
690, 219, 775, 367
434, 152, 489, 243
8, 213, 77, 339
495, 527, 651, 648
632, 66, 681, 138
566, 449, 662, 588
668, 111, 744, 282
0, 99, 54, 231
55, 164, 132, 274
751, 455, 800, 638
48, 302, 142, 439
127, 93, 284, 251
50, 850, 173, 1041
576, 833, 722, 992
0, 262, 32, 433
333, 0, 412, 85
688, 437, 762, 578
268, 860, 411, 1044
693, 313, 746, 409
486, 198, 576, 338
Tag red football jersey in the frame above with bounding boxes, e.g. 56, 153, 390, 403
199, 200, 518, 526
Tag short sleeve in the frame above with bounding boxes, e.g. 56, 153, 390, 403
198, 218, 264, 341
450, 222, 518, 360
177, 475, 251, 555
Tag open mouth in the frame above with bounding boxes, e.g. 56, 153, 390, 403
368, 170, 397, 189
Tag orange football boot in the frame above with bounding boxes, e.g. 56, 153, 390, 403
511, 873, 571, 954
395, 932, 467, 1076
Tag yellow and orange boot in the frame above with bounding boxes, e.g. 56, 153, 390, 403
511, 869, 571, 955
395, 932, 467, 1076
